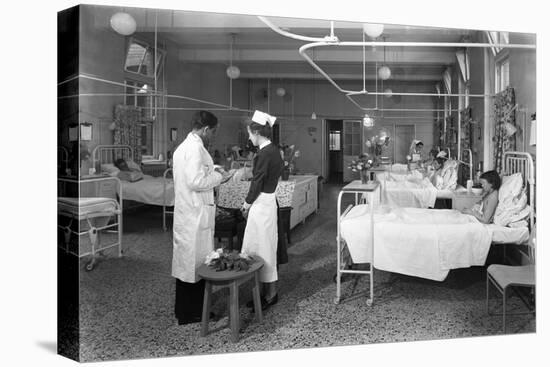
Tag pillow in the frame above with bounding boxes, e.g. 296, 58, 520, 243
498, 172, 523, 203
101, 163, 120, 177
494, 189, 528, 226
439, 160, 457, 190
126, 159, 142, 172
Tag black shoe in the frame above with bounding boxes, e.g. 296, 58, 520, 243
178, 312, 216, 325
252, 294, 278, 312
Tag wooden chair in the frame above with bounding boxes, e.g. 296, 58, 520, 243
486, 228, 536, 333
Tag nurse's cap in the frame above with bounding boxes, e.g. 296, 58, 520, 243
252, 110, 277, 127
436, 150, 447, 158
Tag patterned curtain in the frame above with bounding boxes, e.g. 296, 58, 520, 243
113, 105, 142, 163
459, 107, 473, 185
493, 87, 516, 174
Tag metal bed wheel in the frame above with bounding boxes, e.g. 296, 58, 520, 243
333, 297, 340, 305
85, 258, 96, 271
366, 299, 373, 306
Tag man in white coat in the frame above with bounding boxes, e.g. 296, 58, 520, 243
172, 111, 232, 325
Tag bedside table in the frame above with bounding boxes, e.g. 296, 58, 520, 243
452, 191, 483, 212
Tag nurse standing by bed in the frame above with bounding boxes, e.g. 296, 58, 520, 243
462, 170, 500, 224
241, 110, 284, 312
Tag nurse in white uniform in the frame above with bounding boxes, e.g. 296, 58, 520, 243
171, 110, 232, 325
241, 111, 284, 311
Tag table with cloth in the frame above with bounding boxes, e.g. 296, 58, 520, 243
216, 179, 296, 264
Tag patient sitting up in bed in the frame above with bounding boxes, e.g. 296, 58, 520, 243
428, 157, 445, 186
461, 170, 500, 224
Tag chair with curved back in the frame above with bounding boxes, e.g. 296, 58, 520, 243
486, 224, 536, 333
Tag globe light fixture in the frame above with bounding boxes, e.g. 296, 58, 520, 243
378, 65, 391, 80
110, 12, 137, 36
363, 114, 374, 128
384, 88, 393, 98
362, 23, 384, 39
226, 65, 241, 79
276, 87, 286, 97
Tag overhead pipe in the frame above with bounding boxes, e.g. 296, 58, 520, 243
258, 16, 339, 43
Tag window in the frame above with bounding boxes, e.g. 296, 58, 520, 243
495, 58, 510, 93
486, 31, 509, 56
125, 39, 164, 78
329, 131, 341, 151
123, 38, 166, 158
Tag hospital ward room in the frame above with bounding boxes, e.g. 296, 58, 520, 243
57, 4, 538, 362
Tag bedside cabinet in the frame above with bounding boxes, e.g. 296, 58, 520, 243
452, 191, 482, 212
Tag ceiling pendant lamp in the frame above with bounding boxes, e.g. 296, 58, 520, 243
378, 66, 391, 80
226, 34, 241, 80
377, 37, 391, 80
276, 87, 286, 97
110, 12, 137, 36
363, 113, 374, 128
384, 88, 393, 98
311, 50, 317, 120
362, 23, 384, 39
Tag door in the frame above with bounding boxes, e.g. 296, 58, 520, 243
394, 124, 415, 163
342, 120, 362, 182
325, 119, 343, 183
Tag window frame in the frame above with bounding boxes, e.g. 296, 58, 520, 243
124, 37, 166, 79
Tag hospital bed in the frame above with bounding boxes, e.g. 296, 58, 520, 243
58, 176, 123, 271
92, 145, 174, 230
335, 151, 534, 305
372, 148, 471, 208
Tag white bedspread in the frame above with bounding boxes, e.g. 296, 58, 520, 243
380, 177, 438, 208
340, 205, 492, 281
120, 174, 174, 206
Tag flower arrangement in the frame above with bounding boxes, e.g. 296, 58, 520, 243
279, 144, 300, 168
204, 248, 255, 272
348, 153, 374, 173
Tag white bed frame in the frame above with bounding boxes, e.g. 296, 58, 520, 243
92, 145, 174, 230
501, 151, 536, 263
58, 176, 123, 271
335, 150, 535, 304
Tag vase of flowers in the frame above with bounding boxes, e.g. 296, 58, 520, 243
204, 248, 255, 272
348, 153, 374, 184
279, 144, 300, 180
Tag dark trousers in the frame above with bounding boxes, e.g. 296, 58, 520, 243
175, 278, 205, 321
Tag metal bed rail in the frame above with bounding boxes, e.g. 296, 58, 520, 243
335, 180, 380, 306
58, 176, 123, 271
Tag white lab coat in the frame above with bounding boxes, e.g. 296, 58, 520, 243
171, 132, 222, 283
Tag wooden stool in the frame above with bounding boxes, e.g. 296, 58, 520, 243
197, 259, 264, 342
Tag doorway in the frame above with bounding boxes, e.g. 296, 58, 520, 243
394, 124, 415, 163
325, 119, 343, 183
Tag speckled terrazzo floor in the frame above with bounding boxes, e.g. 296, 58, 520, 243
76, 184, 535, 362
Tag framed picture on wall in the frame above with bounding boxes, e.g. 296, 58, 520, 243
170, 128, 177, 141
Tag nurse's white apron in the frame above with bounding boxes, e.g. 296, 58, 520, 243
241, 192, 278, 282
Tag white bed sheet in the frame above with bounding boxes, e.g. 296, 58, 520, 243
380, 178, 438, 208
120, 174, 174, 206
340, 205, 493, 281
488, 224, 529, 244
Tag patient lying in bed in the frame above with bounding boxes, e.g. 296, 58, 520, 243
114, 158, 144, 182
